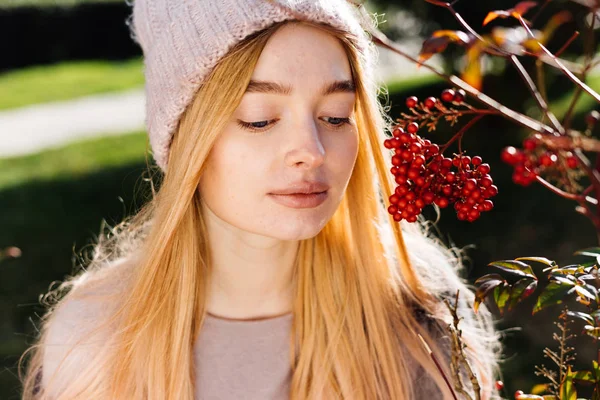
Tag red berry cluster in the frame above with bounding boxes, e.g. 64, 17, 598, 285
405, 88, 466, 110
501, 136, 579, 187
384, 122, 498, 223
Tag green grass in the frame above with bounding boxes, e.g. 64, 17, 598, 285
0, 58, 144, 111
0, 131, 149, 190
551, 74, 600, 119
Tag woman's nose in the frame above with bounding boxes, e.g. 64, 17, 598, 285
283, 119, 326, 169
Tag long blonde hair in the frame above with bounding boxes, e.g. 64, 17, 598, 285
20, 19, 502, 400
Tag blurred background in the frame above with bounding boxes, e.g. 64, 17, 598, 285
0, 0, 599, 398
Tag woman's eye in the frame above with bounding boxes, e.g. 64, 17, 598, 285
237, 116, 352, 133
324, 117, 351, 128
236, 119, 276, 132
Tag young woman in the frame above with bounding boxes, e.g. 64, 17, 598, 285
20, 0, 502, 398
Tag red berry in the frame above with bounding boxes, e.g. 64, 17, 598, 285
399, 132, 412, 144
392, 127, 403, 137
406, 96, 418, 108
409, 142, 422, 153
480, 176, 493, 188
477, 164, 491, 175
423, 192, 435, 204
523, 137, 538, 151
453, 89, 466, 103
384, 139, 393, 149
413, 155, 426, 166
414, 177, 426, 187
396, 184, 409, 196
388, 205, 398, 214
395, 175, 408, 185
406, 215, 418, 223
501, 146, 521, 165
407, 168, 420, 180
391, 155, 402, 166
483, 200, 494, 211
441, 88, 455, 102
585, 110, 599, 126
468, 209, 480, 220
393, 213, 403, 222
539, 152, 557, 167
486, 185, 499, 197
389, 194, 400, 204
472, 156, 482, 166
406, 122, 419, 134
566, 155, 578, 169
424, 97, 437, 109
435, 197, 450, 208
401, 150, 414, 162
514, 390, 524, 399
465, 179, 477, 191
441, 158, 453, 168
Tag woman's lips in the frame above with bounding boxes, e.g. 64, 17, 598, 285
268, 191, 328, 209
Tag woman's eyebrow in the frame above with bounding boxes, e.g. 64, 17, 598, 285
245, 79, 356, 96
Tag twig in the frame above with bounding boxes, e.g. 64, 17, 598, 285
509, 55, 565, 135
517, 16, 600, 104
439, 115, 484, 154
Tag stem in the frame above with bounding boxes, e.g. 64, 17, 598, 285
440, 115, 484, 154
555, 31, 580, 58
510, 55, 565, 135
535, 175, 597, 205
517, 16, 600, 105
416, 333, 460, 400
369, 34, 554, 135
535, 59, 548, 113
563, 7, 596, 130
539, 134, 600, 153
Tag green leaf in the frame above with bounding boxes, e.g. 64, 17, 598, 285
552, 275, 577, 286
570, 370, 595, 384
575, 285, 597, 301
508, 278, 538, 312
494, 283, 511, 315
516, 257, 557, 267
489, 260, 536, 279
584, 325, 600, 339
575, 247, 600, 258
566, 311, 594, 324
530, 383, 550, 394
533, 282, 572, 314
560, 366, 578, 400
474, 274, 505, 313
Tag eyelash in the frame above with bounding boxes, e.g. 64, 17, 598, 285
237, 117, 352, 133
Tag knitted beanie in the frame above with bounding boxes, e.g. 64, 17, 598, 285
128, 0, 378, 171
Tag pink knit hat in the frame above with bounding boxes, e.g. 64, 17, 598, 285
129, 0, 378, 171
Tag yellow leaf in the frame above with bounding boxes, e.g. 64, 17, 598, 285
514, 1, 538, 17
483, 11, 509, 26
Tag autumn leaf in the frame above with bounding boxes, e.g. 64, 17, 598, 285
483, 1, 537, 26
532, 281, 573, 314
474, 274, 505, 313
488, 260, 536, 279
418, 30, 471, 64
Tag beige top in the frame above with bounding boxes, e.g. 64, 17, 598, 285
38, 269, 450, 399
195, 312, 294, 400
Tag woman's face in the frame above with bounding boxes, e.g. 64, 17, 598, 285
199, 22, 359, 241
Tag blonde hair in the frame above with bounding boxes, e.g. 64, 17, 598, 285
20, 19, 502, 400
